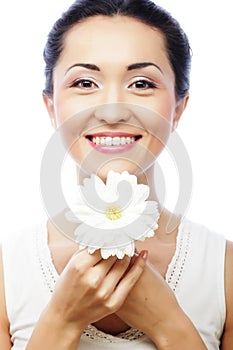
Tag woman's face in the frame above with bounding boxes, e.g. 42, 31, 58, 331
44, 15, 188, 180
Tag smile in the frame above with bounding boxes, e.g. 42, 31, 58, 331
90, 135, 137, 146
85, 132, 142, 153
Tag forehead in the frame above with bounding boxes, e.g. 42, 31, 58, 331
58, 15, 170, 68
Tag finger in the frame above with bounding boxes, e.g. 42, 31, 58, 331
135, 248, 140, 256
90, 256, 131, 301
93, 255, 118, 274
69, 248, 103, 271
85, 256, 119, 288
102, 255, 131, 290
108, 251, 148, 309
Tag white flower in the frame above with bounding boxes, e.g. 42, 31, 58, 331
65, 170, 160, 259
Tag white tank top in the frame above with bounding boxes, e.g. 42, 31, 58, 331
2, 218, 226, 350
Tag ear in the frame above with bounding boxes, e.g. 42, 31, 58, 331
43, 93, 57, 129
172, 94, 189, 131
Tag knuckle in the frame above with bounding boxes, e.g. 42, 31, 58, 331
105, 299, 122, 312
71, 262, 85, 277
121, 256, 131, 265
105, 300, 116, 311
115, 256, 131, 270
126, 271, 140, 288
87, 274, 102, 290
132, 267, 143, 281
96, 288, 110, 302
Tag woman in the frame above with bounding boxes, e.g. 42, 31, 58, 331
0, 0, 232, 349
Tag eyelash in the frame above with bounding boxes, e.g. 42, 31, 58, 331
69, 78, 157, 90
129, 79, 157, 90
70, 79, 97, 89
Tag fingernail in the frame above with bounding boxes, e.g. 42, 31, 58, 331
140, 250, 148, 261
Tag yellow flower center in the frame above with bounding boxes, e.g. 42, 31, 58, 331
105, 205, 123, 221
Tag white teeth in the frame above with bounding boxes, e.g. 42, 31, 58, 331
95, 137, 100, 145
100, 137, 105, 145
121, 137, 126, 145
105, 137, 112, 146
91, 136, 136, 146
112, 137, 120, 146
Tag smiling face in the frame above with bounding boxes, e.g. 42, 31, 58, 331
44, 15, 188, 180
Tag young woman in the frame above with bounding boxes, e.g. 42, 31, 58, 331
0, 0, 232, 349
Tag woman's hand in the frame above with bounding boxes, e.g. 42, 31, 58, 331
116, 258, 178, 335
116, 258, 207, 349
47, 248, 147, 332
26, 249, 147, 350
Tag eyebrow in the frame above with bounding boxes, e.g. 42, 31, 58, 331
127, 62, 163, 74
65, 61, 163, 75
65, 63, 100, 75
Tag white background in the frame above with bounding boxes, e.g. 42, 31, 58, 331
0, 1, 232, 241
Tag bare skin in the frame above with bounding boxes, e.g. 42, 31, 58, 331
0, 15, 232, 349
2, 211, 233, 349
45, 210, 179, 336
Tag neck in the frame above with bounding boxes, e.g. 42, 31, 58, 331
137, 165, 160, 201
137, 166, 181, 235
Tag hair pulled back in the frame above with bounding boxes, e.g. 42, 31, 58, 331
43, 0, 191, 100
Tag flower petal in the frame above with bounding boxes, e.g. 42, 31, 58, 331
65, 170, 160, 259
129, 184, 150, 206
100, 241, 135, 259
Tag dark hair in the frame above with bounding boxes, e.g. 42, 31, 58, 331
43, 0, 191, 100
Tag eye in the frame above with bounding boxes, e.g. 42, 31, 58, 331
70, 79, 98, 89
129, 79, 157, 90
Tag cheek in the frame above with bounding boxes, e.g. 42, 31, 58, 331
141, 82, 176, 118
149, 137, 166, 158
53, 88, 104, 127
54, 100, 79, 126
53, 90, 86, 126
134, 103, 172, 147
69, 138, 87, 164
56, 108, 91, 168
148, 96, 175, 121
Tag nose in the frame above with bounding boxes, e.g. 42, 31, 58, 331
94, 103, 131, 124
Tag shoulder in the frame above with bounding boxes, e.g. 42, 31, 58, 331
182, 218, 226, 253
180, 219, 226, 291
2, 221, 47, 256
221, 240, 233, 348
225, 240, 233, 273
1, 221, 48, 294
0, 245, 12, 349
225, 240, 233, 315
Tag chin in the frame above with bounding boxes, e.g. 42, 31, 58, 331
73, 145, 156, 183
93, 160, 147, 183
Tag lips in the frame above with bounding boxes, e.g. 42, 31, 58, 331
85, 132, 142, 153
